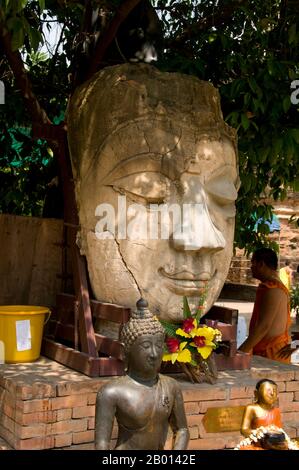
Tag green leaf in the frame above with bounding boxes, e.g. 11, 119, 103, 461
38, 0, 45, 11
282, 96, 291, 113
28, 28, 43, 52
290, 128, 299, 144
259, 147, 270, 163
241, 114, 250, 131
14, 0, 28, 13
183, 296, 191, 319
6, 16, 23, 34
273, 138, 283, 156
11, 27, 24, 51
159, 320, 178, 338
288, 24, 297, 45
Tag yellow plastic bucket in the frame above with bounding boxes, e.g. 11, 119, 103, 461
0, 305, 50, 363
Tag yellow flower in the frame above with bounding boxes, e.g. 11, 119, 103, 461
189, 326, 216, 360
162, 341, 192, 364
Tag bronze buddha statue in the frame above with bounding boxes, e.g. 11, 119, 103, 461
95, 298, 190, 450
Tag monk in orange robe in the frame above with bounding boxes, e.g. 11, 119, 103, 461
239, 248, 291, 364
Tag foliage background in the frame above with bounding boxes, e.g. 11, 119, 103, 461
0, 0, 299, 253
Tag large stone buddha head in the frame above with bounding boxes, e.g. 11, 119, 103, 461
67, 64, 238, 322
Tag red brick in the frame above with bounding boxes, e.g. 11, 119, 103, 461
187, 437, 227, 450
16, 436, 55, 450
251, 369, 295, 382
277, 382, 286, 392
88, 417, 95, 429
184, 402, 199, 415
187, 414, 204, 427
56, 409, 72, 421
15, 382, 56, 400
280, 401, 299, 412
56, 380, 104, 396
1, 414, 49, 439
1, 414, 17, 434
18, 399, 51, 414
286, 381, 299, 392
66, 442, 95, 450
54, 434, 73, 448
87, 393, 97, 405
19, 423, 49, 439
0, 379, 17, 396
0, 424, 17, 449
278, 392, 294, 403
2, 402, 18, 420
282, 411, 299, 422
187, 435, 242, 450
295, 391, 299, 401
229, 385, 256, 399
3, 407, 56, 425
72, 430, 95, 444
51, 418, 87, 435
229, 398, 251, 406
72, 405, 95, 419
182, 386, 227, 402
189, 426, 199, 439
51, 395, 87, 410
17, 411, 56, 426
15, 385, 33, 400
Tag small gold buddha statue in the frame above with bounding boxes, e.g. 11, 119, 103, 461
236, 379, 298, 450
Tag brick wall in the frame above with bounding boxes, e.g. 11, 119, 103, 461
0, 357, 299, 450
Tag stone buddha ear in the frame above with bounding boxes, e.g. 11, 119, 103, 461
253, 390, 258, 403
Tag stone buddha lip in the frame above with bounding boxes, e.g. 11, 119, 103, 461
159, 268, 212, 295
158, 268, 211, 281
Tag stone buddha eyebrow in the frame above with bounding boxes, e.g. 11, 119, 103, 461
102, 154, 164, 184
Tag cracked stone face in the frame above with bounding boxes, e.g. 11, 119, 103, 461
68, 64, 239, 322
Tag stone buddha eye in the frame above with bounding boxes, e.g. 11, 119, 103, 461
109, 172, 171, 204
140, 341, 152, 349
205, 172, 238, 219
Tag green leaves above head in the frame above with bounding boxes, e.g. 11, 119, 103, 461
183, 296, 191, 319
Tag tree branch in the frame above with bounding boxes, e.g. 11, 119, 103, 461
167, 0, 247, 47
86, 0, 142, 80
0, 24, 50, 125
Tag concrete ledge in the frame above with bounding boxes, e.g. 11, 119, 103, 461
220, 283, 257, 302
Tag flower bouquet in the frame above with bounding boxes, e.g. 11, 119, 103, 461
160, 287, 222, 384
234, 425, 299, 450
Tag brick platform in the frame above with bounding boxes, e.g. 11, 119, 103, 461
0, 357, 299, 450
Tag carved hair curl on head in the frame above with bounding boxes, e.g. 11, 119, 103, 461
121, 298, 165, 351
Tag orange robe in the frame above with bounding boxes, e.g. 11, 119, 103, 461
249, 280, 291, 364
239, 407, 283, 450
